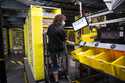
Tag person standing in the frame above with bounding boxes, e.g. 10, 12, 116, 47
47, 14, 67, 83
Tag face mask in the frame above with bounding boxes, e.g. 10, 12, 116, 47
62, 21, 65, 26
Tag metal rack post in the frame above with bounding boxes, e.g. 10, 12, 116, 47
0, 8, 7, 83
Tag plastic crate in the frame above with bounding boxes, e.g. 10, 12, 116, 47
71, 47, 89, 60
81, 32, 97, 42
94, 52, 120, 76
112, 56, 125, 81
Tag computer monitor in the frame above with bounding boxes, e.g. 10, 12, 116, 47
72, 17, 88, 31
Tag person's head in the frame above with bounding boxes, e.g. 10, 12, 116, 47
53, 14, 66, 26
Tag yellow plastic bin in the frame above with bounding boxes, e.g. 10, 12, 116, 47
79, 48, 102, 66
71, 47, 89, 60
112, 56, 125, 81
81, 32, 97, 42
94, 52, 121, 76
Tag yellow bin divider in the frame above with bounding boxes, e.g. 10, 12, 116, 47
88, 52, 106, 70
79, 48, 102, 67
112, 56, 125, 81
71, 47, 89, 60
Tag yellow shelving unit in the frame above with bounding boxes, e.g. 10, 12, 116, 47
9, 28, 13, 51
42, 6, 61, 30
24, 5, 61, 81
2, 28, 8, 56
71, 4, 125, 82
81, 26, 97, 42
64, 28, 83, 45
43, 16, 54, 19
8, 28, 24, 55
24, 5, 44, 81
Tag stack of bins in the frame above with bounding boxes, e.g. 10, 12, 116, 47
71, 47, 125, 81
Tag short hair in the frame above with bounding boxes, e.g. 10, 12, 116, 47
53, 14, 66, 25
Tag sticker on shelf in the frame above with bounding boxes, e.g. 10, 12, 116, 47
119, 31, 124, 37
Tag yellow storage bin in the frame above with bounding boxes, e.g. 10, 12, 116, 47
81, 31, 97, 42
79, 48, 102, 66
71, 47, 88, 60
94, 52, 121, 76
112, 56, 125, 81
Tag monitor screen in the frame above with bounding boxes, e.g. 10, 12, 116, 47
72, 17, 88, 31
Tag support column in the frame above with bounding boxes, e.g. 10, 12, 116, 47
0, 8, 7, 83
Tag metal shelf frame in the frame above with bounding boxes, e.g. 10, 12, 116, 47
89, 17, 125, 26
87, 11, 113, 18
112, 0, 125, 10
80, 42, 125, 51
81, 8, 125, 51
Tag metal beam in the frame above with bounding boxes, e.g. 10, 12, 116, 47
1, 0, 27, 10
3, 13, 26, 18
87, 10, 113, 18
113, 0, 125, 11
89, 17, 125, 26
16, 0, 43, 6
80, 41, 125, 51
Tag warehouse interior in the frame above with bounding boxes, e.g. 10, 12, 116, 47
0, 0, 125, 83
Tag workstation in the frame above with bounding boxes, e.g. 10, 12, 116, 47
0, 0, 125, 83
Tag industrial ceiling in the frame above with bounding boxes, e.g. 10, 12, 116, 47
0, 0, 125, 27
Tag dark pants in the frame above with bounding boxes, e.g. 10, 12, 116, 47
49, 51, 67, 73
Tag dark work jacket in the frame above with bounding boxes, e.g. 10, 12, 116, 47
47, 24, 66, 53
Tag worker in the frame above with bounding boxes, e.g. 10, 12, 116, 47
47, 14, 67, 83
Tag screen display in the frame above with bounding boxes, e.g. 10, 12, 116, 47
72, 17, 88, 31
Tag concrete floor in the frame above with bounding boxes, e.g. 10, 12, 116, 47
6, 54, 25, 83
